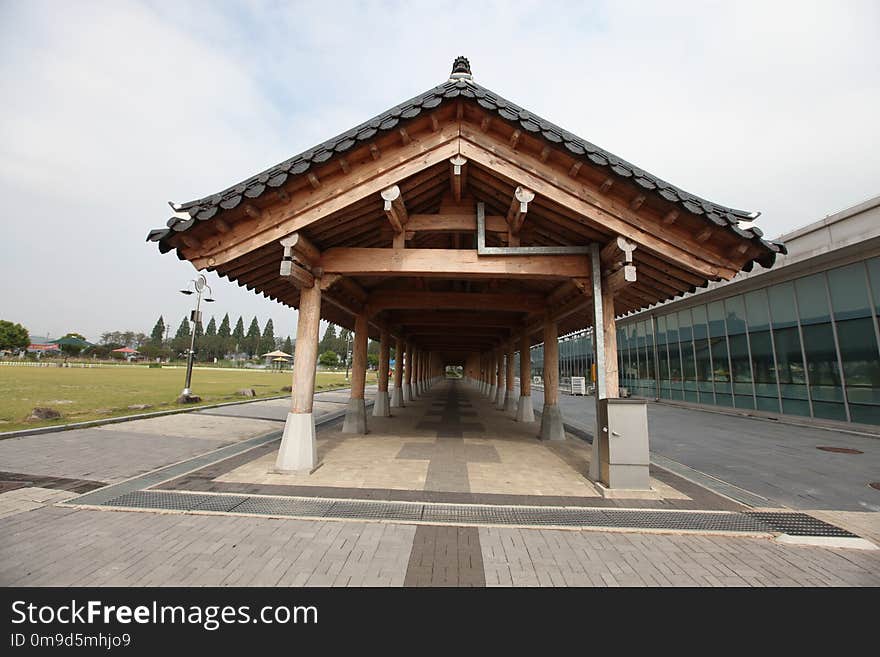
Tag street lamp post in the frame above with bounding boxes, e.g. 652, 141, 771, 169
178, 274, 214, 402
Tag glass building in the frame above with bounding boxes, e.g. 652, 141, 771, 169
530, 195, 880, 427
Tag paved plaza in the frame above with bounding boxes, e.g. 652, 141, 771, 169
1, 381, 879, 587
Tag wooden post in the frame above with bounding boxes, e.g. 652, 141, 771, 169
495, 348, 505, 409
373, 328, 391, 417
487, 351, 497, 399
404, 342, 414, 401
504, 341, 516, 413
343, 313, 369, 433
540, 315, 565, 440
391, 336, 404, 407
602, 276, 620, 397
276, 283, 321, 472
516, 333, 535, 422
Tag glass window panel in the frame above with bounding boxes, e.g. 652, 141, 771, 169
801, 323, 842, 402
795, 274, 831, 325
867, 257, 880, 315
768, 282, 798, 329
828, 263, 872, 321
850, 404, 880, 425
745, 289, 771, 331
836, 317, 880, 405
692, 305, 709, 340
678, 309, 693, 341
773, 327, 805, 384
735, 394, 756, 410
656, 316, 667, 345
693, 338, 714, 398
812, 401, 846, 421
666, 313, 679, 343
728, 333, 752, 384
708, 301, 726, 338
725, 296, 747, 335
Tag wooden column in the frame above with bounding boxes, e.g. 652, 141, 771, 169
343, 313, 369, 433
516, 332, 535, 422
495, 348, 505, 408
504, 341, 516, 413
373, 328, 391, 417
601, 276, 620, 397
276, 283, 321, 472
520, 334, 531, 397
391, 336, 404, 407
539, 315, 565, 440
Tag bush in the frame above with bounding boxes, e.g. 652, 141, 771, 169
148, 363, 162, 369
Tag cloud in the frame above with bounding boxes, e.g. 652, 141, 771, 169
0, 0, 878, 341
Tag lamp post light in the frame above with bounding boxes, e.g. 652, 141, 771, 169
178, 274, 214, 402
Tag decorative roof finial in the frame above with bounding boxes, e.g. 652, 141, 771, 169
450, 56, 472, 81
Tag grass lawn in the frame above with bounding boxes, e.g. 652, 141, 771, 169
0, 366, 376, 433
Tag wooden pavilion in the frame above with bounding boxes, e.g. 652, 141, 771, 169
148, 57, 783, 487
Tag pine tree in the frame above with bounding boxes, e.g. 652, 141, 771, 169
217, 314, 231, 359
232, 316, 245, 355
245, 317, 261, 358
337, 328, 352, 361
282, 336, 293, 355
260, 318, 276, 356
319, 325, 337, 353
150, 316, 165, 347
171, 316, 191, 355
204, 317, 217, 360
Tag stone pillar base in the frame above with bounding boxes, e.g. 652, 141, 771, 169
373, 390, 390, 417
403, 384, 412, 403
275, 412, 317, 472
515, 395, 535, 422
539, 404, 566, 441
504, 395, 517, 414
342, 398, 368, 434
488, 384, 496, 400
390, 386, 403, 408
495, 389, 506, 410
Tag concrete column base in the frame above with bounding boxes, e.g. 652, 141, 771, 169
515, 395, 535, 422
372, 390, 390, 417
275, 412, 317, 472
390, 386, 403, 408
503, 394, 517, 414
495, 389, 506, 410
488, 384, 496, 399
403, 384, 412, 403
539, 404, 566, 441
342, 398, 368, 434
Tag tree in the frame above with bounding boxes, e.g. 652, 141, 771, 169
150, 316, 165, 347
319, 324, 337, 354
59, 332, 87, 356
245, 317, 261, 358
202, 317, 217, 361
171, 316, 191, 355
282, 336, 293, 355
232, 316, 245, 354
319, 350, 338, 367
0, 320, 29, 353
217, 313, 231, 358
260, 319, 275, 356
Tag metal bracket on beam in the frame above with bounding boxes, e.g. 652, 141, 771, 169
476, 202, 592, 256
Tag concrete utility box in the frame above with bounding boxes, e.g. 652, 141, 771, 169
596, 398, 650, 490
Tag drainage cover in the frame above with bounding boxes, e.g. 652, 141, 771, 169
816, 446, 863, 454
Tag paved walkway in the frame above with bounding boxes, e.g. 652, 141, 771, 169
1, 381, 879, 587
530, 388, 880, 512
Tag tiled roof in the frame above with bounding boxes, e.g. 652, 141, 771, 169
147, 57, 785, 262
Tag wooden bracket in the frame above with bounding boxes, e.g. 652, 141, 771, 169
380, 185, 409, 234
449, 155, 467, 203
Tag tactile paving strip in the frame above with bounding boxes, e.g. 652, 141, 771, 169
95, 490, 858, 537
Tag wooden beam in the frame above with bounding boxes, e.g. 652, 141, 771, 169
449, 155, 467, 203
281, 261, 315, 289
380, 185, 408, 233
508, 129, 521, 149
430, 114, 440, 132
368, 290, 545, 313
214, 218, 231, 233
338, 158, 350, 174
568, 161, 582, 178
662, 210, 679, 225
600, 178, 614, 194
506, 186, 535, 235
319, 248, 591, 280
391, 310, 525, 328
600, 236, 637, 268
244, 204, 262, 219
696, 227, 713, 242
180, 234, 201, 249
404, 213, 507, 233
186, 123, 460, 268
399, 127, 411, 145
539, 145, 551, 162
605, 264, 637, 292
307, 173, 321, 189
369, 144, 381, 160
280, 232, 321, 265
629, 194, 646, 211
480, 116, 491, 132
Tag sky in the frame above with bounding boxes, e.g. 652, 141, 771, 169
1, 0, 878, 343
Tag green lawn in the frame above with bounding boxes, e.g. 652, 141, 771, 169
0, 366, 375, 433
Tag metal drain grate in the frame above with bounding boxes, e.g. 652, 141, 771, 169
105, 491, 212, 511
745, 512, 857, 537
92, 490, 858, 538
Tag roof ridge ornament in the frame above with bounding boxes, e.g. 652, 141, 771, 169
449, 56, 472, 81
